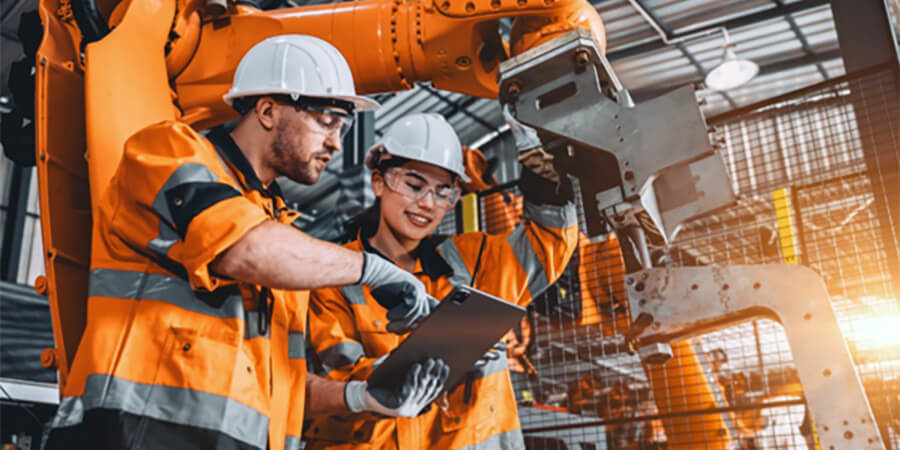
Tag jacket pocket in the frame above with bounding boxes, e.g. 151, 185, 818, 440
358, 330, 399, 361
163, 325, 244, 396
306, 416, 379, 444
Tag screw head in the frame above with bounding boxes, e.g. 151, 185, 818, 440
506, 81, 522, 101
574, 49, 590, 68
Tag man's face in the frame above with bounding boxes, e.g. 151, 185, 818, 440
270, 104, 347, 185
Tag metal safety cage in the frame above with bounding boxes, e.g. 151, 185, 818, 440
469, 65, 900, 449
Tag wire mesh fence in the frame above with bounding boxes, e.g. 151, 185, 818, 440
469, 65, 900, 449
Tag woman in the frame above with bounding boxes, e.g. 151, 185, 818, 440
305, 112, 578, 449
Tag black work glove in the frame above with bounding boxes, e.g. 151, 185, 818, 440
359, 252, 438, 334
371, 281, 439, 333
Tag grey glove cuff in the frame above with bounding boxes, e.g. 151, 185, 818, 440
344, 380, 368, 413
358, 252, 392, 287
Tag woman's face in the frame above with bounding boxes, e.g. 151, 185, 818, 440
372, 160, 458, 243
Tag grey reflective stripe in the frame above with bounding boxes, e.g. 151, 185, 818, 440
455, 428, 525, 450
340, 285, 367, 305
436, 238, 472, 286
147, 163, 219, 256
49, 373, 269, 449
147, 221, 179, 256
89, 268, 244, 319
288, 331, 306, 359
317, 341, 365, 375
244, 311, 270, 339
284, 435, 302, 450
507, 227, 550, 299
470, 352, 509, 380
523, 200, 576, 229
152, 163, 219, 224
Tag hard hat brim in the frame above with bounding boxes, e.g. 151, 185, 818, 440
223, 91, 380, 112
366, 144, 472, 183
311, 94, 380, 112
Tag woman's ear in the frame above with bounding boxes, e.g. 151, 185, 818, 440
371, 171, 385, 197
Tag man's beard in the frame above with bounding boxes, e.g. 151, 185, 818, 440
271, 119, 320, 185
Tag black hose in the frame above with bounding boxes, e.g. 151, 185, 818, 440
71, 0, 110, 44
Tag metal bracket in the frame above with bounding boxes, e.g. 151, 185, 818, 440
624, 264, 886, 449
498, 29, 735, 242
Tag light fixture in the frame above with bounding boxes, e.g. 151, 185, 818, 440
705, 31, 759, 91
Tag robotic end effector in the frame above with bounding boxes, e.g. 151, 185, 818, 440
497, 29, 735, 246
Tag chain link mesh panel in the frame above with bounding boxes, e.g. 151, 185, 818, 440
473, 66, 900, 449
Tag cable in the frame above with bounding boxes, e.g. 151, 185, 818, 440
0, 382, 46, 429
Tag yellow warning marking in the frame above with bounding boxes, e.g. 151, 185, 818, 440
461, 193, 480, 233
772, 188, 799, 265
773, 188, 820, 449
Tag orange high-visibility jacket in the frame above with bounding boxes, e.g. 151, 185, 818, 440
43, 122, 309, 450
305, 174, 578, 450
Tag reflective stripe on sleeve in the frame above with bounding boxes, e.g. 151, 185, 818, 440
284, 435, 302, 450
288, 331, 306, 360
151, 163, 219, 224
340, 285, 367, 305
49, 373, 269, 449
436, 238, 472, 287
317, 341, 365, 375
523, 200, 576, 230
89, 268, 244, 319
146, 163, 219, 256
147, 221, 180, 257
506, 227, 551, 300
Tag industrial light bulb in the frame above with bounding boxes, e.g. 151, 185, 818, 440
705, 47, 759, 91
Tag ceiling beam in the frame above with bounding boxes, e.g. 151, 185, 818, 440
630, 0, 737, 108
772, 0, 829, 79
631, 48, 842, 101
421, 85, 496, 131
607, 0, 830, 61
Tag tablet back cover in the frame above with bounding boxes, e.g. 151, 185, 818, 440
368, 286, 526, 390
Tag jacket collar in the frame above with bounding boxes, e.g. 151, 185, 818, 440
207, 126, 283, 199
358, 226, 453, 280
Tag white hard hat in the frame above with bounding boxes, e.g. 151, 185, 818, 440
367, 113, 470, 182
224, 34, 379, 112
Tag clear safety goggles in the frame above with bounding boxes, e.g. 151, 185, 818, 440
383, 167, 461, 209
279, 95, 356, 139
298, 102, 355, 139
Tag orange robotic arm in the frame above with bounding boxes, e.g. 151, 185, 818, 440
34, 0, 604, 386
173, 0, 606, 129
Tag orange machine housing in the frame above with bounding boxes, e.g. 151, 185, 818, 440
35, 0, 605, 388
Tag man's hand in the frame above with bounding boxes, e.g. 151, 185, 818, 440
370, 281, 439, 333
359, 252, 437, 334
344, 358, 450, 417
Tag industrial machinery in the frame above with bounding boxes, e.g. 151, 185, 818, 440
33, 0, 605, 387
496, 30, 888, 448
28, 0, 895, 448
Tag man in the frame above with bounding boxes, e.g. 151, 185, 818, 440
42, 35, 448, 450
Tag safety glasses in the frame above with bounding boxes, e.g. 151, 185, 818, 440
383, 168, 461, 209
276, 95, 356, 139
297, 102, 355, 139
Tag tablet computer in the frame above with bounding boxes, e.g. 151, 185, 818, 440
367, 285, 527, 390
